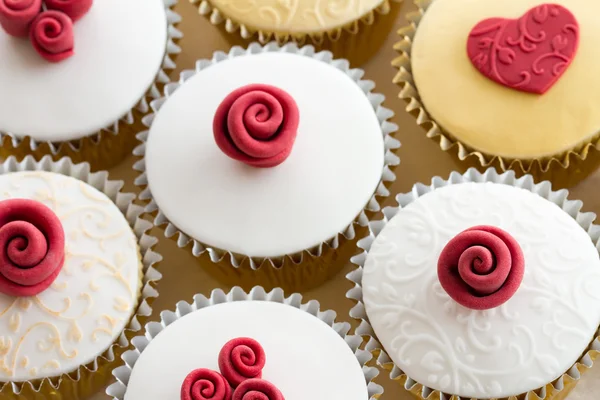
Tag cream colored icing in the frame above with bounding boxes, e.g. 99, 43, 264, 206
411, 0, 600, 158
206, 0, 385, 32
0, 172, 140, 382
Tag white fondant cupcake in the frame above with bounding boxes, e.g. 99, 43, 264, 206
135, 42, 400, 292
0, 156, 161, 399
347, 168, 600, 400
107, 286, 383, 400
0, 0, 182, 170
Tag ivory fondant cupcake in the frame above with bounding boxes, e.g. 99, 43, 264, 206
0, 156, 161, 398
0, 0, 181, 170
107, 287, 383, 400
348, 168, 600, 400
394, 0, 600, 187
135, 43, 399, 292
194, 0, 403, 66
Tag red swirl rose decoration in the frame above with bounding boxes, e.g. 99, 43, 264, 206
213, 84, 300, 168
232, 379, 285, 400
181, 369, 232, 400
0, 0, 93, 62
0, 0, 42, 37
437, 225, 524, 310
181, 338, 285, 400
219, 337, 266, 387
0, 199, 65, 297
30, 10, 73, 62
45, 0, 92, 22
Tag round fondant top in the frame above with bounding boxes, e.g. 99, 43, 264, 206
0, 0, 167, 141
145, 51, 385, 258
207, 0, 386, 33
362, 182, 600, 398
411, 0, 600, 158
123, 301, 368, 400
0, 171, 141, 382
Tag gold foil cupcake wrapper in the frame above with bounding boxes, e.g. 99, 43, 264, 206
0, 0, 183, 172
106, 286, 383, 400
346, 167, 600, 400
393, 0, 600, 189
133, 42, 400, 293
0, 156, 163, 399
193, 0, 403, 65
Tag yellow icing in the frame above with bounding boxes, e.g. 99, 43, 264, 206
411, 0, 600, 158
207, 0, 385, 32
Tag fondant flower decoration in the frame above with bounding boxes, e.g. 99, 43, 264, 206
232, 379, 285, 400
218, 337, 266, 387
181, 369, 232, 400
467, 3, 579, 94
213, 84, 300, 168
30, 10, 73, 62
0, 0, 42, 37
437, 225, 524, 310
0, 0, 93, 62
45, 0, 92, 22
0, 199, 65, 297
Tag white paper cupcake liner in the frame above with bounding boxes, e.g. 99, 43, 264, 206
0, 0, 182, 156
346, 167, 600, 400
106, 286, 384, 400
133, 41, 400, 271
0, 156, 162, 398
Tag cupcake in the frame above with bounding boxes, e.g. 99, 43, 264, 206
193, 0, 403, 66
0, 156, 161, 399
107, 286, 383, 400
0, 0, 181, 171
347, 168, 600, 399
135, 42, 399, 293
394, 0, 600, 188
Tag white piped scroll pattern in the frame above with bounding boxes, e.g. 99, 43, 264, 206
210, 0, 380, 30
362, 182, 600, 399
0, 172, 139, 382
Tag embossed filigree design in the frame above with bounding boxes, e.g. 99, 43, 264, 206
362, 182, 600, 398
467, 4, 579, 94
0, 171, 139, 380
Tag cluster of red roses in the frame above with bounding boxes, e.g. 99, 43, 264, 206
0, 0, 93, 62
181, 337, 285, 400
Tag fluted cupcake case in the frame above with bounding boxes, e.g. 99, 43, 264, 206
393, 0, 600, 188
0, 0, 182, 171
0, 156, 162, 399
347, 168, 600, 400
134, 42, 400, 293
107, 286, 383, 400
192, 0, 403, 66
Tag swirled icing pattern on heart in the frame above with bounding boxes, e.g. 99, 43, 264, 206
29, 10, 74, 63
437, 225, 524, 310
213, 84, 299, 168
467, 3, 579, 94
0, 0, 41, 37
181, 369, 232, 400
362, 182, 600, 398
0, 198, 65, 296
45, 0, 93, 22
231, 379, 285, 400
219, 337, 266, 387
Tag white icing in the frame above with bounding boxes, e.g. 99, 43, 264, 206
0, 0, 167, 141
145, 52, 385, 258
123, 301, 368, 400
362, 182, 600, 398
0, 172, 140, 382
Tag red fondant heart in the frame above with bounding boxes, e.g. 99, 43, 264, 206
466, 4, 579, 95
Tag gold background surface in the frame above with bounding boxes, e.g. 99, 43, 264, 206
92, 1, 600, 398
